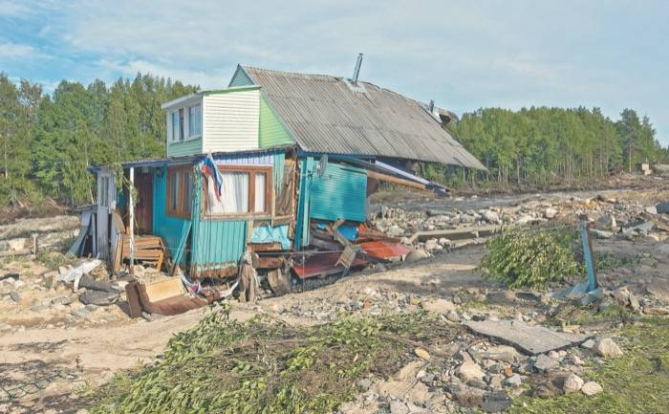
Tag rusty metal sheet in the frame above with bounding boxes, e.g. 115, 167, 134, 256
358, 240, 412, 260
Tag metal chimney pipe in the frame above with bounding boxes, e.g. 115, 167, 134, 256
352, 53, 363, 84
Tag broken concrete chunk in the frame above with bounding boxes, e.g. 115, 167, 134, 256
594, 338, 623, 358
534, 354, 559, 372
596, 214, 617, 231
475, 345, 519, 363
464, 320, 591, 355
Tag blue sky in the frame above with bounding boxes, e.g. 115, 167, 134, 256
1, 0, 667, 145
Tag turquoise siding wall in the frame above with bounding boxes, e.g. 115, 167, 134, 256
167, 137, 202, 158
191, 173, 247, 270
259, 96, 295, 148
152, 166, 191, 262
310, 161, 368, 223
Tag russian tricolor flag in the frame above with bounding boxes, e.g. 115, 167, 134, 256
201, 153, 222, 198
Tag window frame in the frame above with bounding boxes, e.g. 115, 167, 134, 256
166, 165, 194, 218
202, 164, 273, 219
188, 103, 202, 138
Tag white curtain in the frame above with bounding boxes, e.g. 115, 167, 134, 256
254, 173, 266, 213
206, 173, 248, 215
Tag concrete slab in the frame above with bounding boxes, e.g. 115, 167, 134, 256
464, 320, 592, 355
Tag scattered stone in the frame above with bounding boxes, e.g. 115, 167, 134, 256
357, 378, 372, 389
581, 339, 596, 349
657, 201, 669, 214
446, 310, 460, 323
481, 391, 511, 413
483, 210, 500, 224
422, 299, 456, 313
594, 338, 623, 358
544, 207, 558, 219
534, 354, 559, 372
596, 214, 617, 231
563, 373, 584, 393
581, 381, 603, 396
414, 348, 430, 361
406, 249, 429, 262
504, 374, 522, 387
476, 345, 519, 364
457, 358, 486, 387
390, 400, 409, 414
591, 229, 614, 239
9, 290, 21, 303
141, 311, 152, 322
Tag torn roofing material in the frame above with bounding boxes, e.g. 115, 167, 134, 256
241, 66, 486, 169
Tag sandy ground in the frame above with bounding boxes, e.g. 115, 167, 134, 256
0, 248, 484, 414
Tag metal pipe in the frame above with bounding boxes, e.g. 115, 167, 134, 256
352, 53, 363, 84
129, 167, 135, 275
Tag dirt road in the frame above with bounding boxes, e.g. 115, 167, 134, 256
0, 248, 483, 414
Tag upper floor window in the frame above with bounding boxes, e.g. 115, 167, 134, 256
171, 110, 184, 142
189, 104, 201, 137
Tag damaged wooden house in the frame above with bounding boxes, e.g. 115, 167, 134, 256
76, 56, 484, 314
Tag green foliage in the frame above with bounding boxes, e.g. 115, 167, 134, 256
478, 227, 581, 288
0, 72, 198, 206
434, 106, 668, 188
509, 318, 669, 414
90, 306, 459, 414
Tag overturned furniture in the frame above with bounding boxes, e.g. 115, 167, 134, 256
125, 277, 219, 317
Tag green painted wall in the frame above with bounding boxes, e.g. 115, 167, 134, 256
259, 96, 295, 148
167, 137, 202, 158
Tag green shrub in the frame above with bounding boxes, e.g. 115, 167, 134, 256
478, 227, 580, 289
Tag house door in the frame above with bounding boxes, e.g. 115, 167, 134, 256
134, 170, 154, 234
96, 167, 116, 259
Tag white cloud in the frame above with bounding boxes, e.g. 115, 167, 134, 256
0, 42, 39, 59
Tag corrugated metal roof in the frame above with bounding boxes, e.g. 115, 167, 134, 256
242, 66, 485, 169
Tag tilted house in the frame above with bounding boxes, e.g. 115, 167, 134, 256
88, 63, 485, 282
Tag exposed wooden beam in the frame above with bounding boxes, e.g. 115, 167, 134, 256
366, 170, 426, 191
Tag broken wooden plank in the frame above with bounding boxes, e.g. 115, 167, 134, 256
464, 320, 592, 355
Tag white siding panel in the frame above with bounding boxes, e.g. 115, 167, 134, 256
202, 90, 260, 152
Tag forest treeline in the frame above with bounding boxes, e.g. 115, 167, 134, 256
435, 106, 668, 188
0, 73, 197, 206
1, 72, 667, 205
